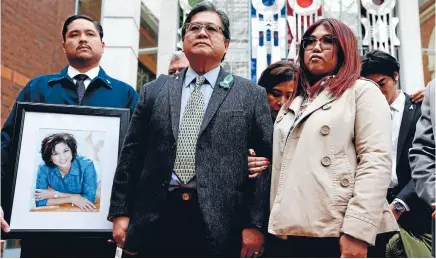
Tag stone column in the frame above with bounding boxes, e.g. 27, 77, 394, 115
397, 0, 425, 93
156, 0, 179, 76
100, 0, 141, 88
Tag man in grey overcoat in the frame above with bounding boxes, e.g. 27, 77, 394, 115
409, 79, 435, 256
409, 80, 435, 211
108, 2, 272, 257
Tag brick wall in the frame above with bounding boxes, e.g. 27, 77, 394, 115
1, 0, 75, 126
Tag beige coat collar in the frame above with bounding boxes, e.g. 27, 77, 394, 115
287, 89, 337, 127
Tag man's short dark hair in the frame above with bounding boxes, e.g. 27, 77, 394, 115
62, 14, 104, 41
181, 2, 230, 41
361, 50, 400, 79
40, 133, 78, 167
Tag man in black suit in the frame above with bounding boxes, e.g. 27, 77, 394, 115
108, 2, 272, 257
361, 50, 432, 254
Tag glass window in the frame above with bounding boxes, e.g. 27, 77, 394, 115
137, 62, 156, 91
419, 0, 435, 85
138, 0, 159, 86
77, 0, 102, 22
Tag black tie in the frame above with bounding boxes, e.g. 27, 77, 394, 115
74, 74, 88, 104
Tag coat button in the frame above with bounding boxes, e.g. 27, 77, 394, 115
321, 156, 331, 166
320, 125, 330, 135
340, 178, 350, 187
322, 103, 331, 110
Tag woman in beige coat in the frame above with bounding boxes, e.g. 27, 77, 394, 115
250, 18, 398, 258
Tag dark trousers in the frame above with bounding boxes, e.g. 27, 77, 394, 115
264, 232, 394, 258
432, 218, 435, 257
124, 188, 213, 258
20, 238, 116, 258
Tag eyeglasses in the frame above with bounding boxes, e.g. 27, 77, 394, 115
301, 35, 337, 51
184, 22, 224, 35
168, 69, 184, 76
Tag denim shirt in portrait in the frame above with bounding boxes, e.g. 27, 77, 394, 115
35, 155, 97, 207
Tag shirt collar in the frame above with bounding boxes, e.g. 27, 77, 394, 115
48, 66, 112, 89
55, 158, 79, 177
183, 66, 221, 88
390, 91, 405, 112
68, 65, 100, 81
69, 157, 80, 175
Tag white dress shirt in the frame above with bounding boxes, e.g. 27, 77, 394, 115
389, 91, 410, 211
390, 91, 405, 188
67, 66, 100, 89
170, 65, 221, 188
178, 66, 220, 127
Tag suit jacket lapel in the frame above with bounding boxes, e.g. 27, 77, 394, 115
169, 69, 187, 140
198, 68, 232, 136
396, 95, 416, 166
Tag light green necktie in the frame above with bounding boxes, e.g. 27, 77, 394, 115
173, 75, 206, 184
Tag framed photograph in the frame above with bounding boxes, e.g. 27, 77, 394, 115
3, 102, 129, 238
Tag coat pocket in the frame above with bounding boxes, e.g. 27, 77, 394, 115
124, 220, 139, 252
219, 110, 246, 117
330, 155, 355, 206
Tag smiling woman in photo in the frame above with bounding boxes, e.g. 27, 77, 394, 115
34, 132, 98, 212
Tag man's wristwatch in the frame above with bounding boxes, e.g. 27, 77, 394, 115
53, 192, 59, 199
394, 202, 406, 214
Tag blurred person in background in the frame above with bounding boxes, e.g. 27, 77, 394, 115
168, 50, 190, 76
362, 50, 432, 258
257, 61, 298, 122
409, 80, 436, 257
248, 61, 298, 178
